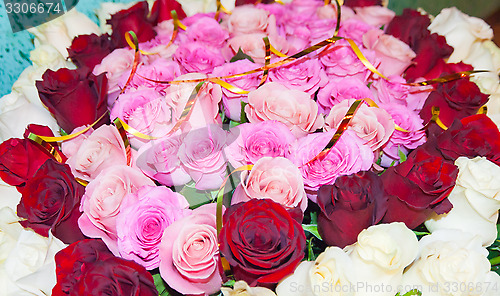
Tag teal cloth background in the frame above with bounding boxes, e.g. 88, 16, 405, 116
0, 0, 499, 97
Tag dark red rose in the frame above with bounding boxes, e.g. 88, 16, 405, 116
416, 61, 474, 82
17, 159, 86, 244
381, 145, 458, 229
420, 78, 489, 137
150, 0, 186, 24
108, 1, 156, 48
36, 67, 109, 133
68, 33, 116, 70
219, 199, 306, 288
53, 239, 115, 296
317, 171, 387, 248
435, 114, 500, 166
345, 0, 382, 7
386, 9, 432, 50
53, 239, 158, 296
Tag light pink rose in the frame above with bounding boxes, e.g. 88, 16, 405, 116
61, 125, 93, 159
307, 18, 337, 44
245, 82, 324, 138
164, 73, 222, 131
116, 185, 191, 270
318, 39, 378, 81
159, 203, 223, 295
324, 99, 395, 151
93, 48, 136, 94
118, 59, 182, 94
316, 77, 374, 114
353, 6, 395, 28
110, 87, 175, 148
135, 133, 191, 187
78, 165, 155, 254
338, 18, 376, 44
282, 0, 322, 35
65, 125, 128, 181
370, 75, 432, 112
225, 33, 289, 64
268, 58, 328, 97
232, 157, 307, 212
293, 130, 374, 201
210, 59, 261, 121
138, 36, 179, 64
186, 17, 229, 47
178, 125, 228, 190
363, 29, 416, 77
174, 42, 225, 74
380, 104, 427, 165
286, 26, 312, 54
226, 5, 271, 35
224, 120, 296, 168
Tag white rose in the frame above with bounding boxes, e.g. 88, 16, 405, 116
276, 247, 357, 296
96, 2, 139, 34
221, 281, 276, 296
28, 9, 99, 57
177, 0, 235, 17
0, 92, 29, 114
429, 7, 493, 64
344, 222, 419, 296
0, 180, 21, 213
401, 229, 497, 296
425, 157, 500, 247
0, 101, 59, 142
485, 94, 500, 129
0, 207, 66, 296
29, 44, 71, 70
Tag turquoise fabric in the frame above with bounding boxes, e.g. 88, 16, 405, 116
0, 0, 499, 97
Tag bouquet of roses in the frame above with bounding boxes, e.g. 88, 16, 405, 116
1, 0, 500, 295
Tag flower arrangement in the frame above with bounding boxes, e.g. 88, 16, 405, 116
1, 0, 500, 295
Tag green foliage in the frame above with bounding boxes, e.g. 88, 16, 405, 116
230, 48, 255, 63
153, 273, 170, 296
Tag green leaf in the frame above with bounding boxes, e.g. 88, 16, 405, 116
303, 224, 322, 240
222, 279, 236, 288
401, 289, 422, 296
398, 146, 407, 162
309, 211, 318, 225
153, 273, 170, 296
229, 120, 242, 129
307, 237, 315, 261
230, 48, 255, 63
240, 102, 248, 123
60, 128, 69, 136
179, 183, 215, 209
412, 230, 430, 236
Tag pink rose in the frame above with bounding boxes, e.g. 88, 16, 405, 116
363, 29, 416, 77
293, 130, 374, 201
135, 133, 191, 187
210, 59, 261, 121
225, 33, 289, 64
353, 6, 395, 28
338, 18, 376, 44
307, 18, 337, 44
224, 120, 296, 168
324, 99, 395, 151
226, 5, 271, 35
65, 125, 128, 181
138, 37, 178, 64
381, 104, 427, 164
116, 185, 191, 270
61, 125, 93, 159
268, 58, 328, 97
174, 42, 225, 74
370, 75, 432, 112
159, 203, 223, 295
245, 82, 324, 138
178, 125, 228, 190
165, 73, 222, 131
318, 39, 377, 81
186, 16, 229, 47
118, 59, 182, 94
93, 48, 136, 94
78, 165, 155, 254
232, 157, 307, 212
317, 77, 374, 114
110, 88, 175, 148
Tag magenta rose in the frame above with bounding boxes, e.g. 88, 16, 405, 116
224, 120, 296, 168
174, 41, 225, 74
78, 165, 155, 254
317, 171, 387, 248
294, 130, 374, 201
232, 157, 308, 212
186, 16, 229, 47
219, 199, 306, 288
116, 185, 191, 270
317, 77, 374, 114
159, 203, 223, 295
324, 99, 395, 151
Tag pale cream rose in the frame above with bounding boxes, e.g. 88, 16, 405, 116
428, 7, 493, 64
485, 93, 500, 129
0, 92, 28, 114
177, 0, 235, 17
96, 1, 139, 34
0, 180, 21, 213
0, 207, 66, 296
344, 222, 419, 296
400, 229, 497, 296
11, 66, 47, 107
425, 157, 500, 247
221, 281, 277, 296
276, 247, 357, 296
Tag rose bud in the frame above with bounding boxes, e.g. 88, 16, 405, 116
317, 171, 388, 248
68, 33, 116, 71
107, 1, 156, 48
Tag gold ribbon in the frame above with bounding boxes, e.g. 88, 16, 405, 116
113, 118, 133, 165
121, 31, 141, 95
405, 70, 489, 86
27, 134, 64, 163
259, 37, 271, 87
